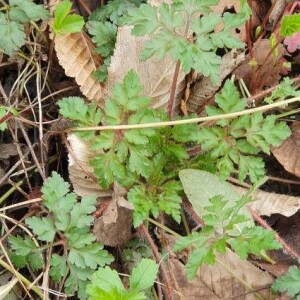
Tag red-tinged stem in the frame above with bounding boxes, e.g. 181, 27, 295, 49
138, 224, 174, 300
167, 61, 181, 119
248, 207, 300, 259
182, 198, 205, 227
0, 112, 12, 126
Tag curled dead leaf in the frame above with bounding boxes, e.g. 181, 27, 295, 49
272, 122, 300, 178
67, 134, 111, 200
54, 32, 104, 106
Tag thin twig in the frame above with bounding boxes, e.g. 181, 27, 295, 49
138, 224, 174, 300
248, 207, 300, 259
167, 61, 181, 119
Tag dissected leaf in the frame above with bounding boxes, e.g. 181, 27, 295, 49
50, 254, 68, 283
54, 32, 104, 104
9, 0, 49, 23
272, 266, 300, 299
25, 217, 56, 242
280, 13, 300, 37
130, 258, 159, 291
187, 48, 245, 113
179, 169, 253, 227
68, 244, 113, 269
69, 195, 96, 229
0, 14, 25, 56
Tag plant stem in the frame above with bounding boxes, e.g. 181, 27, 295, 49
248, 207, 300, 259
68, 96, 300, 132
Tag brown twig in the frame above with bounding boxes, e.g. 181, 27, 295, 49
248, 207, 300, 259
167, 61, 181, 119
138, 224, 174, 300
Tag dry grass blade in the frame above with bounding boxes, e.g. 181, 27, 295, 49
272, 121, 300, 178
54, 32, 104, 106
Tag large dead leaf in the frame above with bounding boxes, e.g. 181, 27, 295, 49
235, 186, 300, 217
106, 26, 185, 110
54, 32, 104, 106
67, 134, 111, 199
169, 249, 273, 299
272, 122, 300, 178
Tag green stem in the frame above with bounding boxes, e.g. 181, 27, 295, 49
70, 97, 300, 132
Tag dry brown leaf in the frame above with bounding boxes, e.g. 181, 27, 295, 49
169, 249, 273, 300
272, 122, 300, 178
234, 39, 288, 93
106, 26, 185, 110
234, 186, 300, 217
54, 32, 104, 106
187, 48, 245, 113
0, 143, 19, 159
67, 134, 111, 199
93, 196, 133, 247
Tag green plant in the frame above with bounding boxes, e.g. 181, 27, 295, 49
0, 0, 49, 55
58, 70, 291, 227
59, 70, 203, 227
86, 258, 158, 300
264, 77, 300, 104
196, 79, 291, 182
8, 172, 113, 299
173, 193, 281, 279
87, 0, 145, 81
52, 0, 85, 34
272, 265, 300, 299
121, 0, 251, 85
280, 13, 300, 37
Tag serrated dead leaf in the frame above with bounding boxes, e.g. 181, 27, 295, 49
54, 32, 104, 106
106, 26, 185, 110
235, 186, 300, 217
67, 133, 111, 200
169, 249, 273, 300
271, 122, 300, 178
